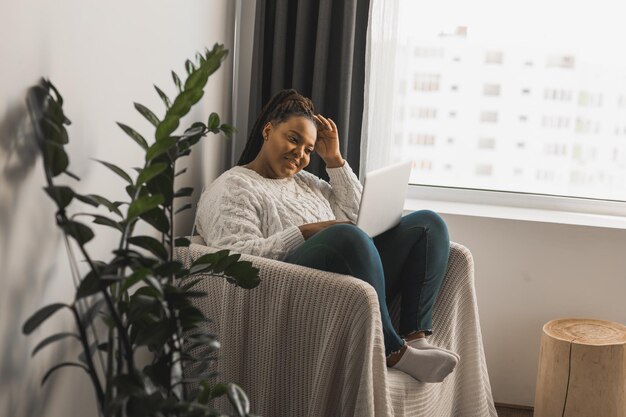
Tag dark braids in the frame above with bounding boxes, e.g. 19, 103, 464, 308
237, 89, 317, 166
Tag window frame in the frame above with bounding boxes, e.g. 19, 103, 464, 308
406, 183, 626, 220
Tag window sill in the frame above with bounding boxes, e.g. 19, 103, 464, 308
404, 198, 626, 230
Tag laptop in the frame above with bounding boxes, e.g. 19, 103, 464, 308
356, 160, 413, 237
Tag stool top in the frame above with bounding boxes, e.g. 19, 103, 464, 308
543, 318, 626, 346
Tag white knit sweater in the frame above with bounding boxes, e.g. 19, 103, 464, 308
194, 162, 363, 260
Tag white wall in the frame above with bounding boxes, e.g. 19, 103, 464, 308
0, 1, 235, 416
444, 213, 626, 406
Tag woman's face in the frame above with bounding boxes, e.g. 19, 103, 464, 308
259, 116, 317, 179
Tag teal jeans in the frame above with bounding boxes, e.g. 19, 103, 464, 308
284, 210, 450, 356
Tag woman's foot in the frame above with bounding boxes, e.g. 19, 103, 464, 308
386, 343, 408, 367
388, 344, 458, 383
406, 337, 460, 361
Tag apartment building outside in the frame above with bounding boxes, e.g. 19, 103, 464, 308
391, 27, 626, 201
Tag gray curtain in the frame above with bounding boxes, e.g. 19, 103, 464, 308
248, 0, 370, 178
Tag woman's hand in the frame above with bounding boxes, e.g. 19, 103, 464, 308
298, 220, 353, 240
314, 114, 344, 168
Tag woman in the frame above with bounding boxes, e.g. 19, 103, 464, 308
195, 89, 458, 383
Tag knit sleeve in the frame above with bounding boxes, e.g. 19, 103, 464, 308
195, 176, 305, 260
322, 162, 362, 223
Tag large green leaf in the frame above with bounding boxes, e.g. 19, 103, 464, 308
184, 68, 208, 92
154, 261, 182, 277
153, 84, 171, 110
134, 102, 160, 127
186, 89, 205, 109
120, 267, 151, 293
94, 159, 132, 184
91, 214, 124, 232
127, 194, 164, 221
31, 332, 79, 357
180, 124, 206, 139
220, 123, 236, 139
154, 116, 180, 143
44, 141, 68, 177
188, 252, 222, 275
171, 70, 182, 93
111, 373, 145, 397
76, 270, 102, 300
75, 194, 123, 217
45, 79, 64, 106
41, 117, 68, 144
125, 184, 149, 200
157, 89, 204, 127
22, 303, 69, 335
63, 170, 80, 181
117, 122, 148, 150
146, 169, 173, 206
44, 94, 65, 125
44, 186, 74, 210
185, 45, 228, 94
62, 220, 94, 245
73, 194, 98, 207
173, 187, 193, 198
143, 357, 170, 389
185, 59, 195, 75
212, 253, 241, 273
136, 162, 167, 186
177, 148, 191, 158
208, 113, 220, 130
135, 321, 171, 347
195, 51, 205, 65
225, 261, 260, 289
174, 237, 190, 247
139, 207, 169, 233
41, 362, 88, 386
128, 235, 168, 260
127, 291, 159, 314
145, 136, 177, 161
80, 298, 106, 327
226, 383, 250, 417
178, 277, 204, 292
166, 90, 196, 119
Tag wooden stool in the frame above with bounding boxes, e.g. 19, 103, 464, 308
534, 318, 626, 417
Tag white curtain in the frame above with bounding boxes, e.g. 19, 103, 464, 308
359, 0, 401, 176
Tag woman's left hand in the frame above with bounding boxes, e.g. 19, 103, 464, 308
314, 114, 344, 168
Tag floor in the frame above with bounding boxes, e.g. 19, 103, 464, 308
495, 405, 533, 417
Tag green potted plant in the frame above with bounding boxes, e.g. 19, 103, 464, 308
22, 43, 260, 417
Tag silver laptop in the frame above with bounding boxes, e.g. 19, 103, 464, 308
356, 160, 413, 237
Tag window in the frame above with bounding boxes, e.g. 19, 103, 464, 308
362, 0, 626, 208
483, 84, 501, 97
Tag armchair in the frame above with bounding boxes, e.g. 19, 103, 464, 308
176, 237, 497, 417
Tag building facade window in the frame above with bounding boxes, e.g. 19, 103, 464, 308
363, 0, 626, 203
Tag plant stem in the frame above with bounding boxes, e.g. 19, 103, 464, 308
44, 169, 134, 375
73, 239, 135, 371
105, 326, 114, 408
71, 305, 105, 410
63, 235, 107, 374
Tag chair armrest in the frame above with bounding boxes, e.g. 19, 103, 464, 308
175, 240, 490, 417
175, 243, 390, 416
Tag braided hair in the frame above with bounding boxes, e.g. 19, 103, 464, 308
237, 89, 317, 166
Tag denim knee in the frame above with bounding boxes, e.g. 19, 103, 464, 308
408, 210, 449, 243
323, 223, 373, 256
